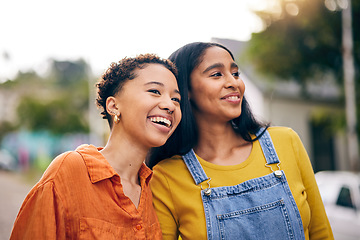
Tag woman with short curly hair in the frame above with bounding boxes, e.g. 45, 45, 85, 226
11, 54, 181, 239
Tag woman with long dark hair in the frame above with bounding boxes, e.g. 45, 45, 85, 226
148, 42, 333, 240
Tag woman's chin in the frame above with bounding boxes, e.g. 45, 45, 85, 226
148, 138, 168, 148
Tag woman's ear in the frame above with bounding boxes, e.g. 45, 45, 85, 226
106, 96, 120, 116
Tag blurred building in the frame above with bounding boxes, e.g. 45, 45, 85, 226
213, 38, 347, 172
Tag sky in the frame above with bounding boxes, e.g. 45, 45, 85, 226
0, 0, 271, 81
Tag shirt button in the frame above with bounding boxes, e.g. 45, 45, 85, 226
136, 224, 142, 230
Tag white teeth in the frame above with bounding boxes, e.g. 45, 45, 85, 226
226, 96, 239, 100
149, 117, 172, 128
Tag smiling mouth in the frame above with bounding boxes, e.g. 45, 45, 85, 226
149, 117, 172, 128
221, 95, 240, 101
224, 96, 240, 100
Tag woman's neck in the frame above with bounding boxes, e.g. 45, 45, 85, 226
194, 118, 251, 165
100, 130, 148, 185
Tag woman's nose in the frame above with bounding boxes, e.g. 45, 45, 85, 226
224, 74, 239, 89
159, 96, 176, 113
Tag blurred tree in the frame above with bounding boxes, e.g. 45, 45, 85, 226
1, 58, 92, 136
0, 71, 43, 140
246, 0, 360, 169
246, 0, 354, 85
246, 0, 359, 122
2, 70, 43, 88
17, 96, 88, 134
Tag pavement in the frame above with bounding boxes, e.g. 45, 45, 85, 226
0, 170, 35, 240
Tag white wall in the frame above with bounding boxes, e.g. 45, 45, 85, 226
265, 98, 313, 159
241, 71, 265, 122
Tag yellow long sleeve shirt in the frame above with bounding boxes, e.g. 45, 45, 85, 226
150, 127, 333, 240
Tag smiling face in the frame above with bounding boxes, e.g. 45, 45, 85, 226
189, 46, 245, 123
108, 63, 181, 148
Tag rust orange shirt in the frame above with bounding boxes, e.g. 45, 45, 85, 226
10, 144, 162, 240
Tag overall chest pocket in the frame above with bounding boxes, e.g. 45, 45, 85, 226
215, 199, 295, 240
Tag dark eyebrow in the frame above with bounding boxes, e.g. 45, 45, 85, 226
202, 62, 239, 74
231, 62, 239, 69
145, 81, 180, 95
145, 81, 164, 87
202, 63, 224, 74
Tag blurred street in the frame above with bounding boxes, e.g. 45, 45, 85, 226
0, 170, 34, 240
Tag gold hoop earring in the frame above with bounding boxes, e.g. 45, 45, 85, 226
114, 114, 120, 124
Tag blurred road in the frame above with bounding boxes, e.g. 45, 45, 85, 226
0, 171, 33, 240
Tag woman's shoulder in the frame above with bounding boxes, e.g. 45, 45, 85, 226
153, 154, 186, 172
267, 126, 298, 138
266, 126, 303, 148
40, 147, 86, 183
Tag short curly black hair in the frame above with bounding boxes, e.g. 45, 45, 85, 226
96, 53, 178, 129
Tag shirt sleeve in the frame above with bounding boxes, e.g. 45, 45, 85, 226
150, 165, 180, 240
290, 129, 334, 239
10, 181, 67, 240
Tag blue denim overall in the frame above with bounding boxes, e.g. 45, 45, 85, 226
182, 130, 305, 240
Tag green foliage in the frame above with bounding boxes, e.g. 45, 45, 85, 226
246, 0, 360, 135
311, 108, 346, 135
17, 96, 89, 134
239, 0, 360, 149
1, 71, 43, 88
1, 58, 93, 136
246, 0, 359, 85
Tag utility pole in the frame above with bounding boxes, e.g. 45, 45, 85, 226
342, 0, 359, 171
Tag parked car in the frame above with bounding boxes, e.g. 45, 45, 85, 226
315, 171, 360, 240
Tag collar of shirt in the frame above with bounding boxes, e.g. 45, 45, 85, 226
75, 144, 153, 185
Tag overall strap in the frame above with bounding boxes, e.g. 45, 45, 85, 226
183, 129, 280, 184
257, 128, 280, 165
182, 149, 209, 185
